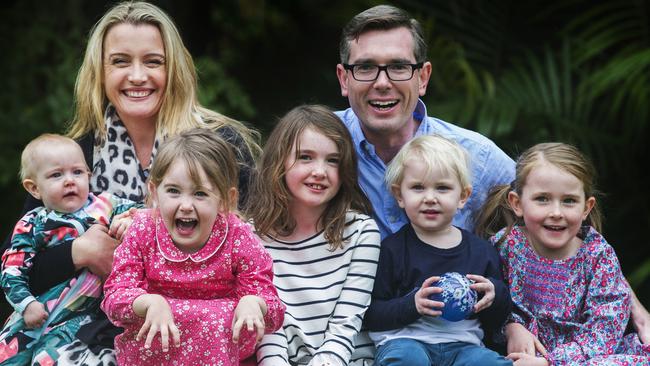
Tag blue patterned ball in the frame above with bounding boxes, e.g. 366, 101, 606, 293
429, 272, 477, 321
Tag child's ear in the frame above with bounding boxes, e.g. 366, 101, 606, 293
226, 187, 238, 211
457, 186, 472, 209
391, 184, 405, 208
147, 181, 158, 208
507, 191, 524, 217
22, 179, 41, 200
582, 196, 596, 220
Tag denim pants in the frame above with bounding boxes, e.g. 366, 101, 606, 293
375, 338, 513, 366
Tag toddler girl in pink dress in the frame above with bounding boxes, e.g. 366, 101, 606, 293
101, 128, 284, 365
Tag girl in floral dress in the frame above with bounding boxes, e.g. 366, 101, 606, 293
101, 128, 284, 365
478, 142, 648, 365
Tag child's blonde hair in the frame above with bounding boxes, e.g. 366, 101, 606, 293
147, 128, 239, 212
20, 134, 87, 181
475, 142, 602, 242
385, 134, 471, 191
246, 104, 371, 250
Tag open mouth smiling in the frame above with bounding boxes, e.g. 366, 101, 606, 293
176, 218, 197, 231
544, 225, 566, 231
369, 100, 398, 110
124, 90, 153, 98
306, 183, 327, 190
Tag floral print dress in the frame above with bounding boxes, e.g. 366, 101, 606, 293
101, 209, 284, 365
493, 225, 649, 365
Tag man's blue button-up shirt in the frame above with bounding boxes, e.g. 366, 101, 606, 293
337, 99, 515, 239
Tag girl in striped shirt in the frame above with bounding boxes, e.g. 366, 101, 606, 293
248, 105, 381, 366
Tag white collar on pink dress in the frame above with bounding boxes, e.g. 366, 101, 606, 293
154, 210, 228, 263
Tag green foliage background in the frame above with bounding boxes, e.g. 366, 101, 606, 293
1, 0, 648, 302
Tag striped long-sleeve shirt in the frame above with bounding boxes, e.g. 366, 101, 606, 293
257, 212, 380, 366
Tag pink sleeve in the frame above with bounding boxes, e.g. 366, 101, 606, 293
101, 211, 151, 327
229, 216, 285, 333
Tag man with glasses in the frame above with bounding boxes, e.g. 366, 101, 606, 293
335, 4, 514, 240
334, 4, 650, 362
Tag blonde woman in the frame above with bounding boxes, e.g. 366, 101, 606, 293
1, 2, 259, 365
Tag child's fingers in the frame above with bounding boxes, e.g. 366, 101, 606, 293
465, 273, 487, 283
534, 337, 548, 356
421, 276, 441, 288
160, 325, 169, 352
254, 318, 265, 343
507, 352, 526, 361
116, 223, 128, 241
473, 295, 494, 312
136, 320, 150, 342
232, 318, 243, 343
145, 323, 159, 349
170, 322, 181, 347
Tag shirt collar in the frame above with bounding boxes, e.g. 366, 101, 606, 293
352, 98, 430, 150
154, 210, 228, 263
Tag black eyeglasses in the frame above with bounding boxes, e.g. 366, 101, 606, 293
343, 62, 424, 81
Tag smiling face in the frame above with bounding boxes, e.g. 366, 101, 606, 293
23, 143, 90, 214
393, 158, 470, 239
149, 159, 224, 254
103, 23, 166, 128
336, 27, 431, 143
284, 127, 342, 218
508, 162, 595, 259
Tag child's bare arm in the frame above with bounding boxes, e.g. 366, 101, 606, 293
23, 300, 48, 329
133, 294, 180, 352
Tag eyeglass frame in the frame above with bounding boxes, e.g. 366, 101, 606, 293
342, 62, 424, 82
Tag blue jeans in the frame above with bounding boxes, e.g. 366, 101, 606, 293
375, 338, 513, 366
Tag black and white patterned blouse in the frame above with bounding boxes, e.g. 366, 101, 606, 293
90, 106, 157, 203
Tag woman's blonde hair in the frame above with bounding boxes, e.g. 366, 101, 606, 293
66, 1, 260, 156
148, 128, 239, 213
475, 142, 602, 243
385, 134, 471, 191
246, 104, 371, 250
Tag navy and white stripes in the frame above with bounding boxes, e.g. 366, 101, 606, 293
257, 212, 380, 366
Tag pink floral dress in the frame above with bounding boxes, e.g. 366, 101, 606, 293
102, 209, 284, 365
493, 225, 649, 365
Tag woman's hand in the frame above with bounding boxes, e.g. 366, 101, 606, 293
508, 352, 549, 366
415, 276, 443, 317
23, 300, 48, 329
505, 322, 547, 356
232, 295, 267, 344
71, 224, 119, 278
467, 274, 494, 313
133, 294, 180, 352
